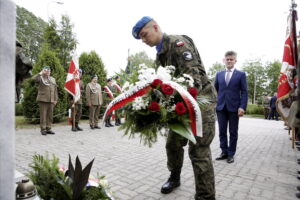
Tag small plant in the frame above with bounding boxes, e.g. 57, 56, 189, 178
27, 153, 113, 200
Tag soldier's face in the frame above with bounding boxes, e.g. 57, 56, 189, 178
92, 77, 97, 83
44, 69, 51, 76
139, 25, 159, 47
224, 56, 237, 69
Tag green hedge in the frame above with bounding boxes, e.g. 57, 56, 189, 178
15, 103, 24, 116
246, 104, 264, 115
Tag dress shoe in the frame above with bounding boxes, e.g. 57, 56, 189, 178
161, 179, 180, 194
90, 125, 94, 129
41, 130, 47, 136
115, 122, 120, 126
216, 153, 228, 160
297, 185, 300, 191
227, 156, 234, 163
297, 170, 300, 174
296, 141, 300, 145
47, 130, 55, 135
71, 126, 77, 132
296, 193, 300, 198
94, 125, 101, 129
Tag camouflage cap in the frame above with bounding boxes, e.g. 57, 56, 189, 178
132, 16, 153, 39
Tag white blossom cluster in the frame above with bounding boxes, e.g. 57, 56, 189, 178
132, 97, 149, 110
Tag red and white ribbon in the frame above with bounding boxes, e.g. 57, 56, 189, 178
103, 86, 114, 99
164, 81, 202, 137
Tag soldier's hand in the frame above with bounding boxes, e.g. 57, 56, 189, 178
238, 108, 245, 117
53, 101, 57, 105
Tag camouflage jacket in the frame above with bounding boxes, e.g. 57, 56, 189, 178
156, 34, 216, 103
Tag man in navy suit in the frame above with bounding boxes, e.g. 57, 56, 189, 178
268, 92, 278, 120
214, 51, 248, 163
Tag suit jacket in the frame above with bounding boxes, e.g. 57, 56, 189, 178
214, 69, 248, 112
269, 96, 277, 109
86, 82, 103, 106
32, 74, 58, 103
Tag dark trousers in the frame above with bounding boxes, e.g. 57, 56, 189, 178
216, 107, 239, 157
268, 108, 278, 120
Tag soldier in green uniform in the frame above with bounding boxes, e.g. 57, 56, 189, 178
32, 66, 58, 135
86, 75, 103, 129
132, 17, 216, 200
70, 69, 84, 131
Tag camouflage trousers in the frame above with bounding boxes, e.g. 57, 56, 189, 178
166, 105, 216, 200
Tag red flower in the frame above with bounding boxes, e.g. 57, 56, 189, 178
175, 102, 187, 115
148, 102, 160, 112
151, 79, 163, 88
161, 84, 174, 95
188, 88, 198, 99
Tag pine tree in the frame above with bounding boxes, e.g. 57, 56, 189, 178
23, 48, 67, 123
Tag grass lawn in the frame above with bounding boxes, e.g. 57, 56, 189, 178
15, 116, 91, 129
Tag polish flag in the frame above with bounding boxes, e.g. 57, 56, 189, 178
277, 8, 298, 121
64, 57, 80, 103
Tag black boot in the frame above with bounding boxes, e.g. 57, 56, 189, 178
115, 118, 120, 126
161, 171, 181, 194
90, 124, 94, 129
105, 119, 110, 127
108, 119, 114, 127
75, 122, 83, 131
71, 125, 77, 132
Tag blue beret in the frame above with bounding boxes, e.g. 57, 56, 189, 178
132, 16, 153, 39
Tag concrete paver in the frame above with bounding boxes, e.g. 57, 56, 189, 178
15, 117, 298, 200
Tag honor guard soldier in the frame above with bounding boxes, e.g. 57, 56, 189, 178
132, 16, 217, 200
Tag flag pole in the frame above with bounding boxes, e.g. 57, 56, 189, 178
72, 97, 76, 129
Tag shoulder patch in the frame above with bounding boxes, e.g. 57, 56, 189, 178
182, 51, 193, 61
176, 40, 184, 47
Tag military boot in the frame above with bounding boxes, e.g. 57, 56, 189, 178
161, 171, 181, 194
71, 125, 77, 132
115, 118, 120, 126
108, 119, 114, 127
105, 119, 110, 127
75, 122, 83, 131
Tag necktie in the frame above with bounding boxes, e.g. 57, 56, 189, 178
225, 69, 231, 86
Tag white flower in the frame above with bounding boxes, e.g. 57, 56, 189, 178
132, 97, 148, 110
99, 179, 108, 188
176, 77, 185, 83
157, 66, 171, 81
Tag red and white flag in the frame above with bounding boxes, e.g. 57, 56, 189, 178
64, 56, 81, 103
277, 9, 298, 121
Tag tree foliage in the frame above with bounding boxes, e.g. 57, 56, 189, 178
125, 51, 155, 74
16, 6, 47, 63
207, 62, 224, 81
43, 16, 77, 70
242, 59, 266, 104
23, 48, 67, 123
264, 60, 281, 95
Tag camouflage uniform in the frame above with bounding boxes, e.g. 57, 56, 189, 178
156, 34, 216, 200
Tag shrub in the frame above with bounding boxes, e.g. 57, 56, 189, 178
15, 103, 24, 116
246, 104, 264, 115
